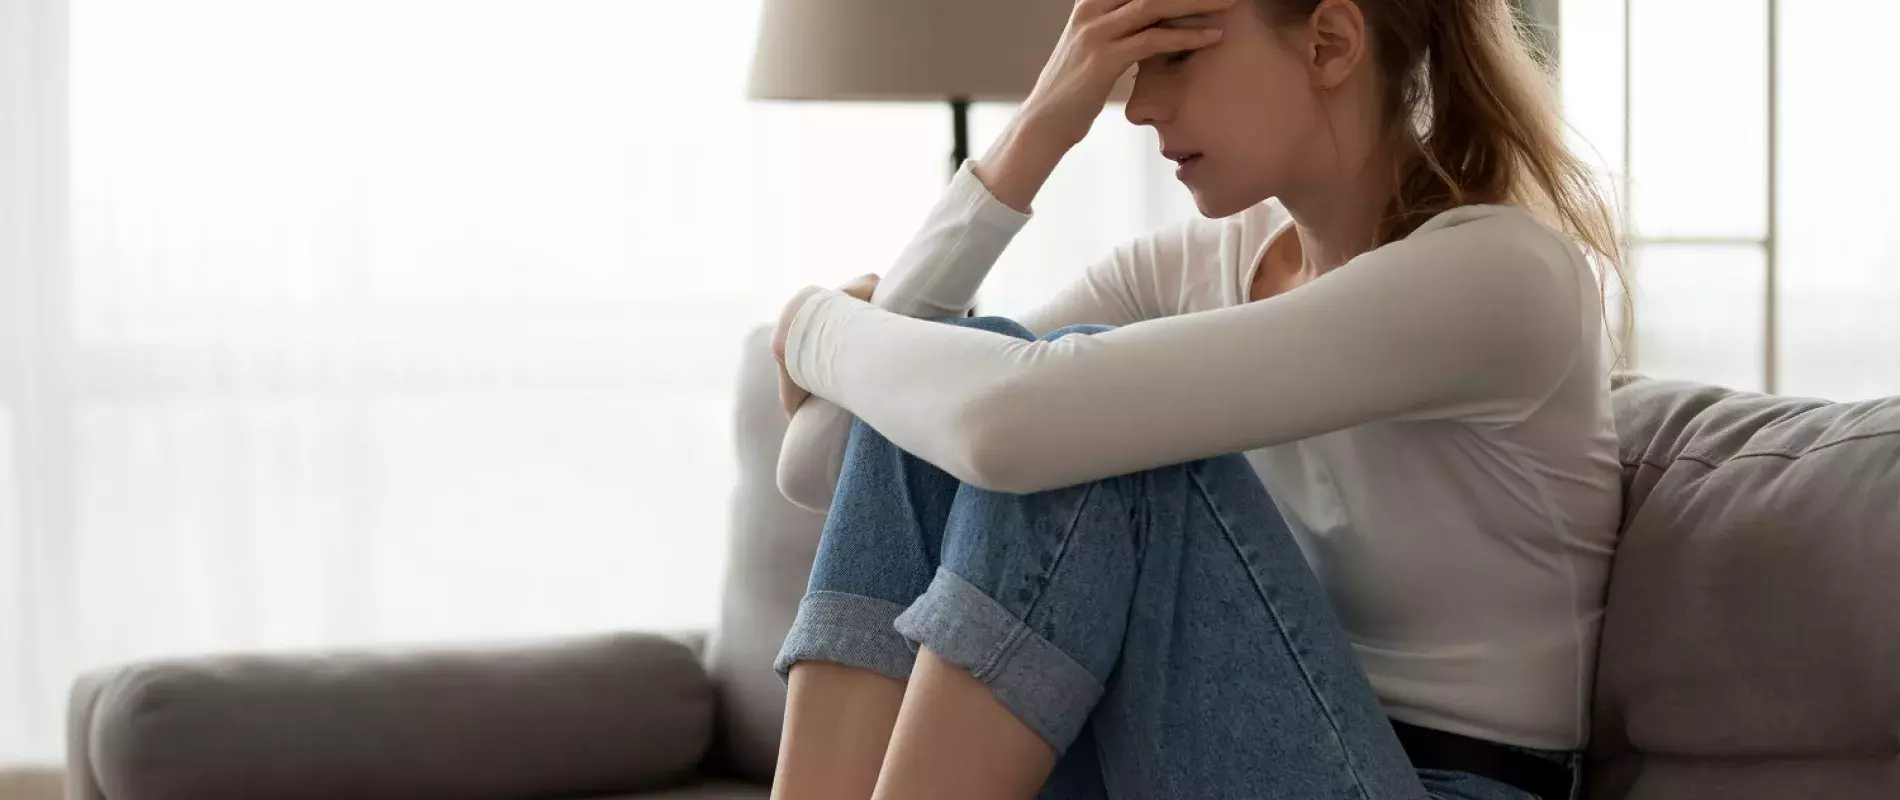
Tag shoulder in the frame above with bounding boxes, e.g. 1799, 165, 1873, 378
1373, 204, 1597, 331
1397, 204, 1606, 407
1405, 204, 1592, 287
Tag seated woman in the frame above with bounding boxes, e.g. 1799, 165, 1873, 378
768, 1, 1622, 798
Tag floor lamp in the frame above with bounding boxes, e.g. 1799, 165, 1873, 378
746, 0, 1074, 180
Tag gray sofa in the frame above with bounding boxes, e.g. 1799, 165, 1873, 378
65, 326, 1900, 800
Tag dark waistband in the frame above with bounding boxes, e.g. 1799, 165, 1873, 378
1391, 720, 1576, 800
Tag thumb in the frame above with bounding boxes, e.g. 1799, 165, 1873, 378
842, 273, 881, 301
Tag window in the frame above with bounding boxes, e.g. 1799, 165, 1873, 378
1561, 0, 1900, 399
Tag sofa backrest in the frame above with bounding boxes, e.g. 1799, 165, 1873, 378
1589, 375, 1900, 799
702, 326, 826, 783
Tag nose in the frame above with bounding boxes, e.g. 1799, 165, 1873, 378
1122, 71, 1169, 128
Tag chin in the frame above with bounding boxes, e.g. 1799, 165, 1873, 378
1187, 168, 1279, 218
1187, 186, 1254, 219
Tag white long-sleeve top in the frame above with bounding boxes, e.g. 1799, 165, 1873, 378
777, 161, 1623, 751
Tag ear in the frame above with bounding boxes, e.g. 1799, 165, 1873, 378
1303, 0, 1368, 91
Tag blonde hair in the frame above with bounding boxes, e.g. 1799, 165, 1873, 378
1265, 0, 1626, 351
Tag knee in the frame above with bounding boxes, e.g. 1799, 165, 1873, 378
932, 314, 1036, 341
1041, 323, 1117, 342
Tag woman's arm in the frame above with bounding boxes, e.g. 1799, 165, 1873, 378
783, 207, 1592, 495
774, 149, 1160, 511
773, 0, 1240, 510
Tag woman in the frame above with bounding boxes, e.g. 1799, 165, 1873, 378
766, 0, 1622, 797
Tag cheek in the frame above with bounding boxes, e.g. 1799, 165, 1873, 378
1205, 80, 1319, 172
1186, 77, 1327, 214
1193, 51, 1321, 148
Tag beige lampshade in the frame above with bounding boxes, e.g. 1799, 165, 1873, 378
747, 0, 1077, 102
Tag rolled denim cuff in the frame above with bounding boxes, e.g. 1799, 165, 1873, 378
893, 568, 1103, 755
774, 590, 917, 683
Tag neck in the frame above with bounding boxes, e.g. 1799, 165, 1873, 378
1280, 145, 1398, 276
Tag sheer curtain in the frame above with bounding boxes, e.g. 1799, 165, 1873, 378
0, 0, 1191, 761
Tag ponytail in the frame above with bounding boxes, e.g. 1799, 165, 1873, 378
1389, 1, 1618, 260
1263, 0, 1626, 349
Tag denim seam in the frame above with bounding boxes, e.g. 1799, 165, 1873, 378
977, 480, 1101, 679
974, 620, 1023, 682
1189, 465, 1375, 800
1018, 481, 1098, 624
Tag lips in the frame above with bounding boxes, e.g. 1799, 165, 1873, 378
1169, 152, 1204, 180
1162, 148, 1204, 180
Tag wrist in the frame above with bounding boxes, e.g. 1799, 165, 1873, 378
1007, 106, 1085, 154
973, 116, 1070, 214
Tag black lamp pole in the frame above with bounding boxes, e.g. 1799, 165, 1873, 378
948, 96, 978, 315
948, 96, 972, 178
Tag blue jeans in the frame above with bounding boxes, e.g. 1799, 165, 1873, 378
775, 316, 1575, 800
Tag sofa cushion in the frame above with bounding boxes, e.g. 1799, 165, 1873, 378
700, 326, 827, 783
1589, 376, 1900, 800
68, 633, 711, 800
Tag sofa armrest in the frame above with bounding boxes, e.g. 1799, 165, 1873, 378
66, 632, 713, 800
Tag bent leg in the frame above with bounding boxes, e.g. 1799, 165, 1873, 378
771, 315, 1038, 800
874, 322, 1432, 799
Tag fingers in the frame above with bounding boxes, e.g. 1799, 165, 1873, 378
1072, 0, 1128, 21
840, 273, 880, 302
778, 275, 873, 417
1114, 25, 1223, 62
779, 363, 809, 418
1091, 0, 1237, 40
